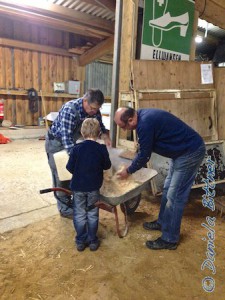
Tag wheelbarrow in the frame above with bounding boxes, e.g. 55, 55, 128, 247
40, 147, 157, 238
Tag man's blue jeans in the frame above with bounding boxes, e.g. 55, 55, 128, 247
73, 190, 100, 245
157, 143, 206, 243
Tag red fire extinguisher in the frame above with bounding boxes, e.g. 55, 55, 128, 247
0, 99, 4, 126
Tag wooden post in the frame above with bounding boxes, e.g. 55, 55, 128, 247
40, 90, 49, 130
119, 0, 139, 91
110, 0, 123, 147
190, 10, 199, 61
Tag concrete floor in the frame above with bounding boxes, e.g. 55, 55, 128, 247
0, 125, 46, 140
0, 128, 59, 234
0, 121, 111, 234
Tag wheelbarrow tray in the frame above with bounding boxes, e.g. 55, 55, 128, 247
53, 146, 157, 207
99, 148, 158, 206
42, 147, 157, 238
100, 167, 157, 206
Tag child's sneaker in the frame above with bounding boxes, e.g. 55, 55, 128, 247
89, 241, 100, 251
76, 243, 86, 252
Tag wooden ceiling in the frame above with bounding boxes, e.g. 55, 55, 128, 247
0, 0, 116, 65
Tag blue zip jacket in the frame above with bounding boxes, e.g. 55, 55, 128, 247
127, 109, 204, 174
66, 140, 111, 192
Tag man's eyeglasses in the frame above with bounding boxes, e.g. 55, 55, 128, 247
88, 103, 101, 112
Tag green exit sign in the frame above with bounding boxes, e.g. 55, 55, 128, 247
141, 0, 195, 61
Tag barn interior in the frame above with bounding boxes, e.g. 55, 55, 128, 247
1, 1, 225, 299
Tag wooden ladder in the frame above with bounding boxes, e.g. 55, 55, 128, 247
116, 90, 138, 151
116, 90, 158, 195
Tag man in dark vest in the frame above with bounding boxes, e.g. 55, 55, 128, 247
45, 89, 111, 218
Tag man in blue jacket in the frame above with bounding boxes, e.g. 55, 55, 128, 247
114, 107, 205, 250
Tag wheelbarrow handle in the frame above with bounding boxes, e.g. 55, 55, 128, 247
40, 188, 53, 194
39, 187, 72, 195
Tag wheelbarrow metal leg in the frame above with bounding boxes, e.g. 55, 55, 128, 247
113, 204, 129, 238
95, 201, 128, 238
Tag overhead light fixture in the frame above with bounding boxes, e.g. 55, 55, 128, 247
198, 19, 214, 30
195, 36, 203, 43
204, 22, 208, 38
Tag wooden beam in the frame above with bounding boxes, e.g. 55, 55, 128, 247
0, 5, 112, 38
93, 0, 116, 12
0, 89, 77, 97
0, 37, 74, 57
0, 89, 112, 100
190, 10, 199, 61
68, 48, 85, 55
0, 0, 114, 33
195, 0, 225, 30
78, 36, 114, 66
97, 54, 113, 64
110, 0, 122, 147
119, 0, 138, 91
215, 68, 225, 140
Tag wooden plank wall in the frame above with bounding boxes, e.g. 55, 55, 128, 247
215, 67, 225, 140
0, 16, 85, 125
130, 60, 219, 141
132, 60, 214, 90
138, 91, 217, 141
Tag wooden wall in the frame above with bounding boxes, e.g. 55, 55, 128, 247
116, 0, 225, 147
0, 16, 85, 126
131, 60, 218, 141
138, 90, 217, 141
215, 67, 225, 140
133, 60, 214, 90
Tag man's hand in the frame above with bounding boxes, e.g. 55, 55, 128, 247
116, 166, 130, 179
101, 133, 111, 147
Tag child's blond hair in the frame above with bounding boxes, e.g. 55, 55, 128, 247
81, 118, 100, 139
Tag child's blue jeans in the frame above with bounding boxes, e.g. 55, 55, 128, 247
73, 190, 100, 245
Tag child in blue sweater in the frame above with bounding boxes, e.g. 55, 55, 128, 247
66, 118, 111, 252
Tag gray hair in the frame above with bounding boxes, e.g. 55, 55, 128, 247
84, 89, 104, 106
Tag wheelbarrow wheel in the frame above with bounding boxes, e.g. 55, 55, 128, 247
120, 194, 141, 215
